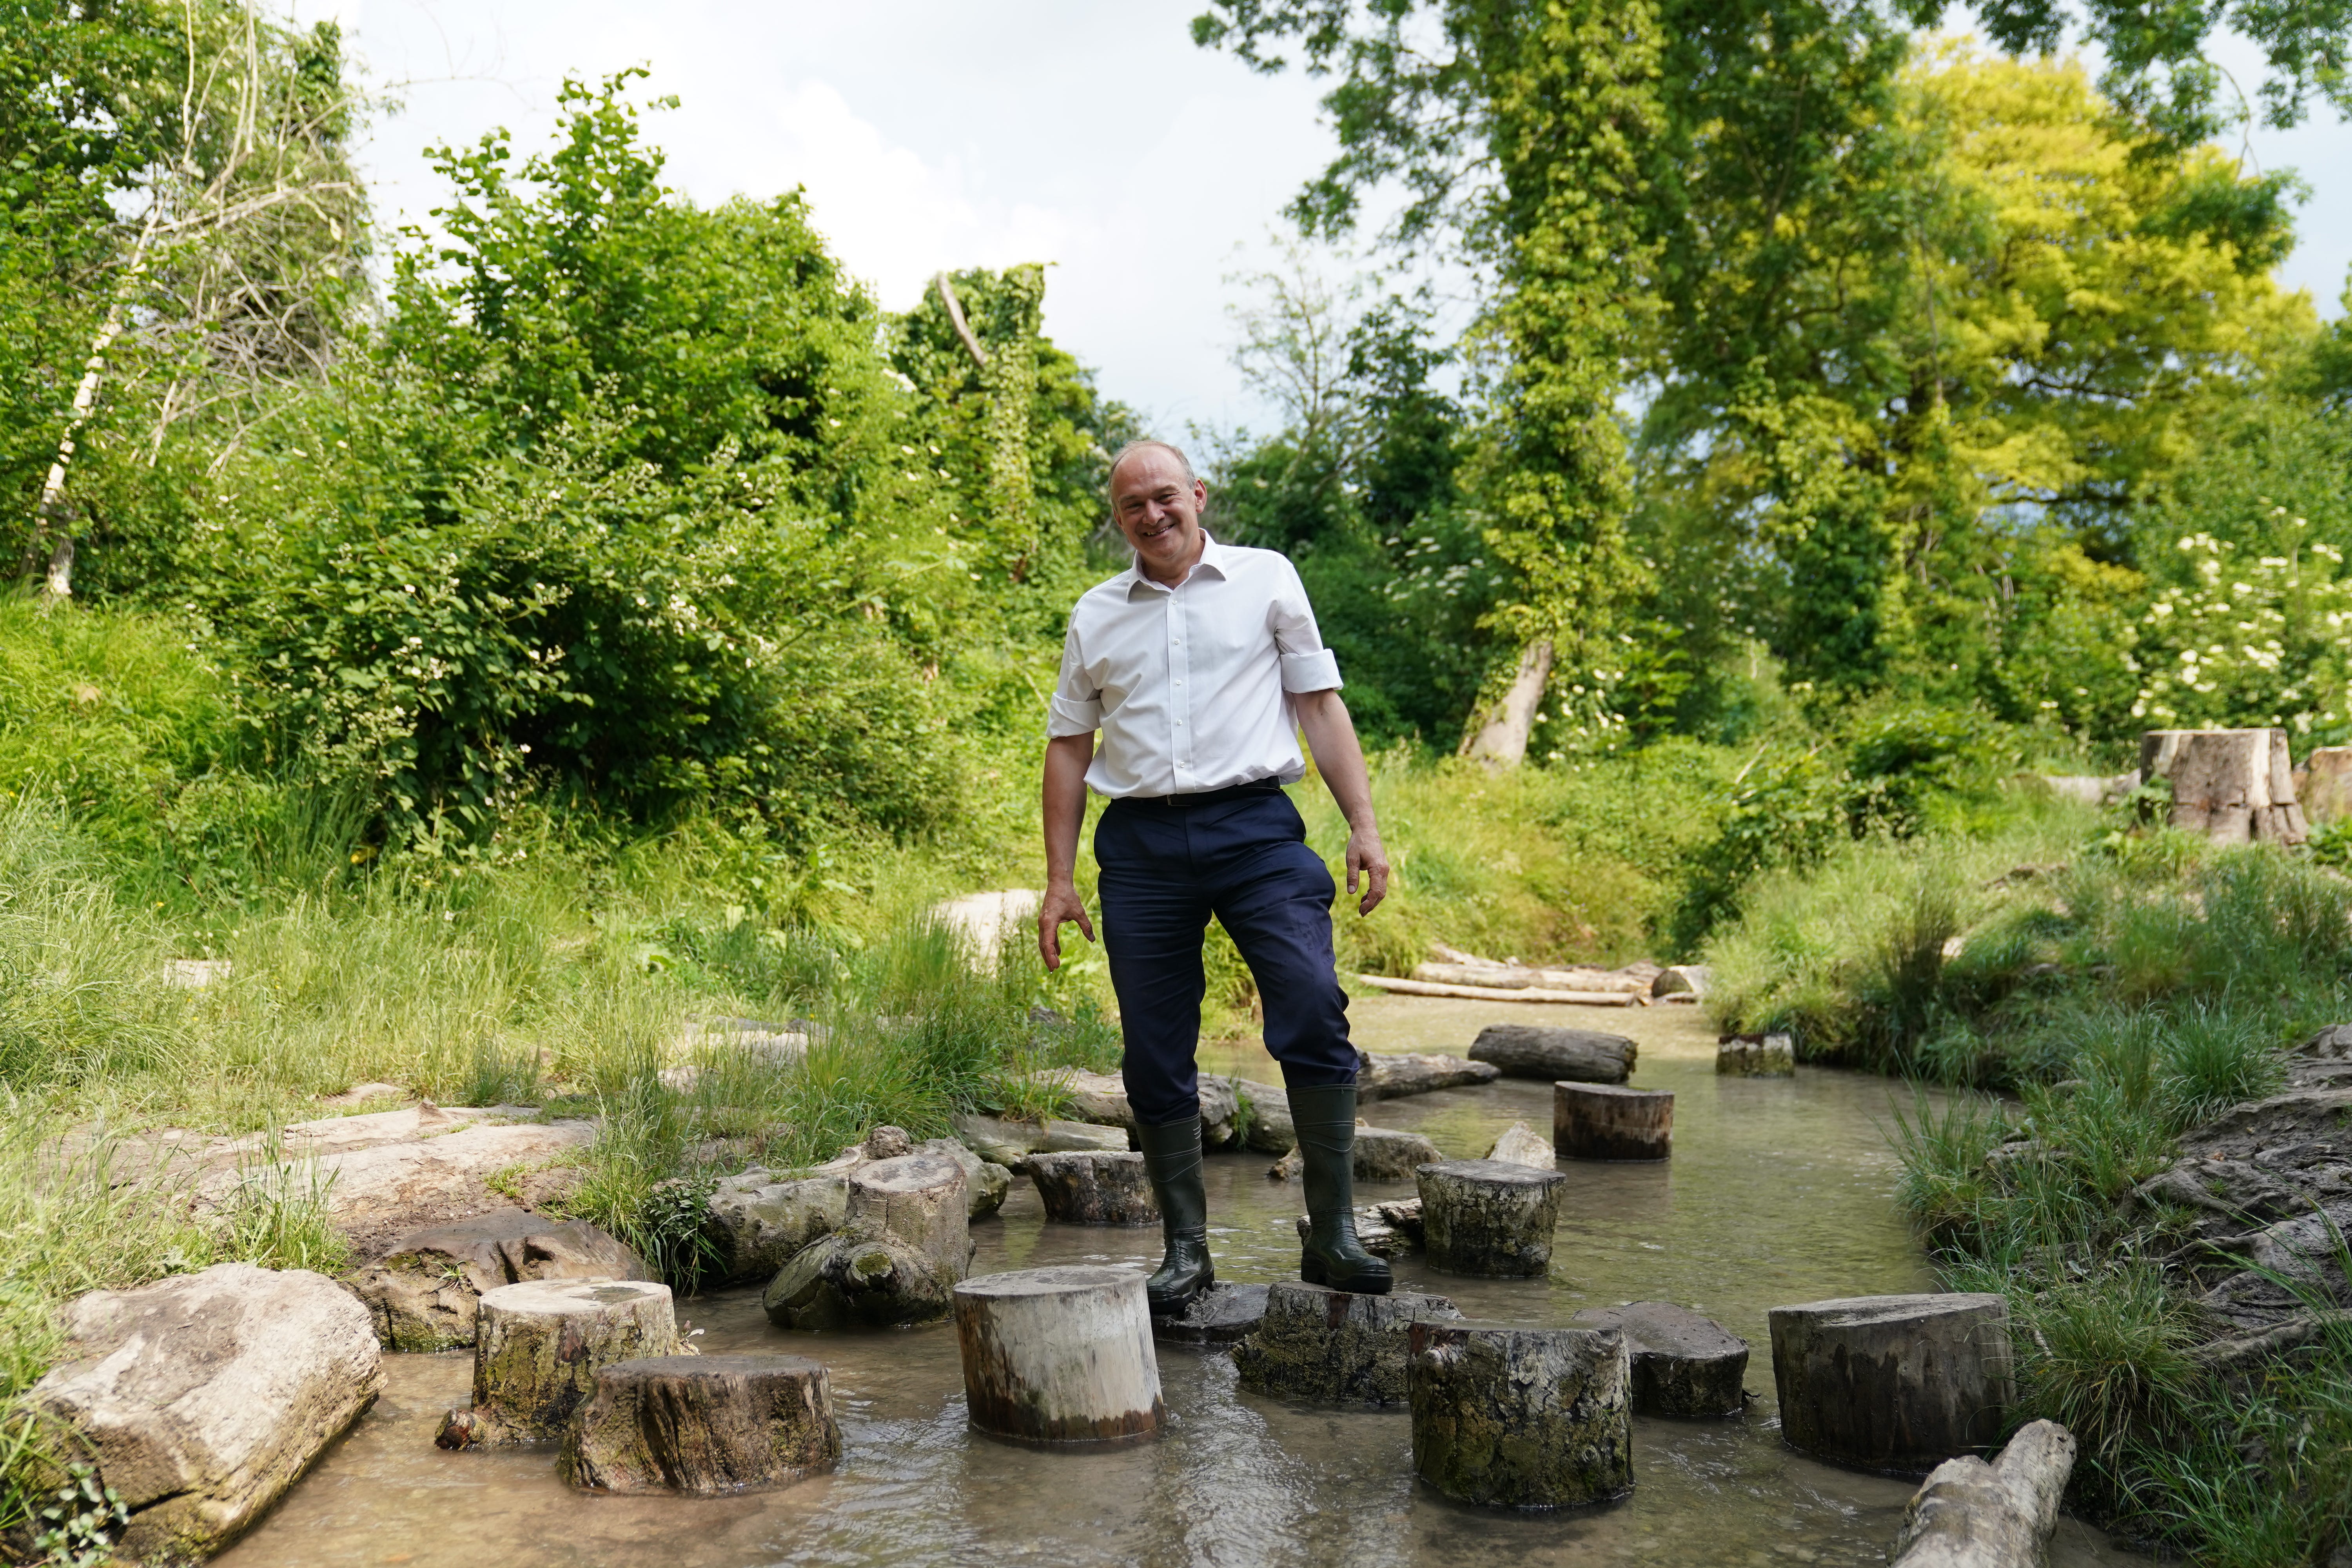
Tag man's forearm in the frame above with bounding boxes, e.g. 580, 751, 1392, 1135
1042, 733, 1094, 886
1295, 690, 1376, 825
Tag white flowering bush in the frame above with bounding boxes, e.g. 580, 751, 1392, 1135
2132, 512, 2352, 743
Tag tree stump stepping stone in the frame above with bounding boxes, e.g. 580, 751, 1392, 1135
1769, 1294, 2014, 1474
1025, 1150, 1159, 1225
1232, 1279, 1463, 1406
1717, 1034, 1796, 1077
1469, 1025, 1635, 1083
1417, 1158, 1568, 1277
564, 1354, 840, 1494
1151, 1282, 1269, 1347
1555, 1082, 1673, 1161
763, 1152, 973, 1330
953, 1266, 1164, 1444
346, 1207, 649, 1350
1891, 1418, 2077, 1567
437, 1279, 676, 1448
1569, 1301, 1749, 1417
1407, 1321, 1635, 1508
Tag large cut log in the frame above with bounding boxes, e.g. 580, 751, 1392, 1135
345, 1208, 649, 1350
31, 1263, 383, 1560
1891, 1419, 2078, 1567
2140, 728, 2307, 844
1025, 1150, 1160, 1224
1356, 974, 1637, 1006
1470, 1025, 1636, 1083
1232, 1279, 1462, 1405
564, 1354, 841, 1494
953, 1266, 1165, 1443
1417, 1158, 1568, 1277
1357, 1051, 1504, 1100
1407, 1321, 1634, 1508
1411, 962, 1649, 995
1570, 1301, 1749, 1417
1769, 1294, 2013, 1474
439, 1279, 676, 1447
1555, 1083, 1673, 1160
1151, 1283, 1270, 1347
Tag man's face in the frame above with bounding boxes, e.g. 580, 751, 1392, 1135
1111, 447, 1207, 582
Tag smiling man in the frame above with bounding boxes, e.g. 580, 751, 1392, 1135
1037, 438, 1394, 1312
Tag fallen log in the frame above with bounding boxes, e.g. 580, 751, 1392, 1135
1353, 974, 1639, 1006
1891, 1419, 2077, 1567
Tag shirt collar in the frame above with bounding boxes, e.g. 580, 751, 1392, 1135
1123, 529, 1229, 596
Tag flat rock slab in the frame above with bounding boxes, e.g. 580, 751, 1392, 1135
1469, 1025, 1635, 1084
1483, 1120, 1555, 1169
346, 1207, 648, 1350
1418, 1158, 1568, 1278
33, 1263, 383, 1560
1152, 1283, 1270, 1346
950, 1113, 1129, 1165
1570, 1301, 1749, 1417
565, 1354, 840, 1494
1770, 1294, 2013, 1475
1233, 1279, 1463, 1406
1268, 1125, 1443, 1183
1026, 1150, 1160, 1225
1359, 1052, 1503, 1101
1408, 1321, 1634, 1508
1717, 1034, 1796, 1077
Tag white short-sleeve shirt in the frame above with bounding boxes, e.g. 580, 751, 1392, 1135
1047, 533, 1343, 798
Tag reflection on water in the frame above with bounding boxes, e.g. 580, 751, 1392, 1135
221, 999, 2125, 1567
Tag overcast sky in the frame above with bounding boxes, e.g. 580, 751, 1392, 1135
307, 0, 2351, 436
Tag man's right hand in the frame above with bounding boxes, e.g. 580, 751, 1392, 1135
1037, 882, 1096, 970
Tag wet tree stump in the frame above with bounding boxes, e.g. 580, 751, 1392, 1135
1469, 1025, 1635, 1083
1770, 1294, 2014, 1474
762, 1152, 972, 1330
1232, 1279, 1462, 1406
437, 1279, 676, 1447
1407, 1321, 1635, 1508
847, 1152, 971, 1281
1891, 1418, 2078, 1567
953, 1266, 1164, 1444
564, 1354, 840, 1494
1570, 1301, 1749, 1417
1417, 1159, 1568, 1278
1025, 1151, 1160, 1225
1554, 1083, 1673, 1161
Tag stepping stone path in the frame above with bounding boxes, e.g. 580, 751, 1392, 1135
1407, 1321, 1635, 1508
1417, 1158, 1568, 1277
565, 1354, 840, 1494
764, 1153, 973, 1330
437, 1279, 676, 1448
1151, 1283, 1269, 1346
1718, 1033, 1796, 1076
345, 1208, 648, 1350
1232, 1279, 1462, 1406
1555, 1082, 1674, 1161
1769, 1293, 2014, 1474
954, 1266, 1164, 1443
1468, 1025, 1635, 1083
1570, 1301, 1749, 1417
1026, 1150, 1159, 1225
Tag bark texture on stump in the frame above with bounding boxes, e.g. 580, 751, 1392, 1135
347, 1207, 648, 1350
1025, 1151, 1160, 1225
2140, 728, 2307, 845
1891, 1419, 2078, 1568
1417, 1158, 1568, 1277
1769, 1294, 2013, 1474
847, 1152, 971, 1282
1469, 1025, 1635, 1083
564, 1354, 840, 1494
1554, 1083, 1673, 1160
1569, 1301, 1748, 1417
1232, 1279, 1462, 1406
448, 1279, 676, 1445
1408, 1321, 1634, 1508
953, 1266, 1164, 1444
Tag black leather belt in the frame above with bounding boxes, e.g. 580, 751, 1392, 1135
1119, 779, 1285, 809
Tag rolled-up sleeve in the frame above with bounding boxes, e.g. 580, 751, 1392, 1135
1046, 624, 1103, 737
1271, 561, 1343, 693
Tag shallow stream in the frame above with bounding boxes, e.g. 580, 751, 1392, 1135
221, 998, 2125, 1567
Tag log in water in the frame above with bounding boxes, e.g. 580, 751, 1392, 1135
1554, 1082, 1674, 1160
953, 1266, 1164, 1444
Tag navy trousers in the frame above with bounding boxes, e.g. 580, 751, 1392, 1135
1094, 787, 1358, 1129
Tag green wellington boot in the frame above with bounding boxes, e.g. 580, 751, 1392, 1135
1288, 1082, 1393, 1294
1135, 1114, 1215, 1315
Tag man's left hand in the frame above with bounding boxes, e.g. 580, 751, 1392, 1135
1345, 822, 1390, 915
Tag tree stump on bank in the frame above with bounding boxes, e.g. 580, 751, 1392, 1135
1232, 1279, 1462, 1406
1554, 1083, 1673, 1160
1025, 1151, 1159, 1225
953, 1266, 1164, 1444
1570, 1301, 1748, 1417
2140, 728, 2307, 844
437, 1279, 676, 1448
1891, 1418, 2078, 1568
1769, 1294, 2013, 1474
762, 1152, 971, 1330
1469, 1025, 1635, 1083
564, 1354, 840, 1494
1417, 1159, 1568, 1277
1717, 1034, 1796, 1077
1407, 1321, 1634, 1508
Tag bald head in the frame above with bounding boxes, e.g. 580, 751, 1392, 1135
1107, 439, 1196, 502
